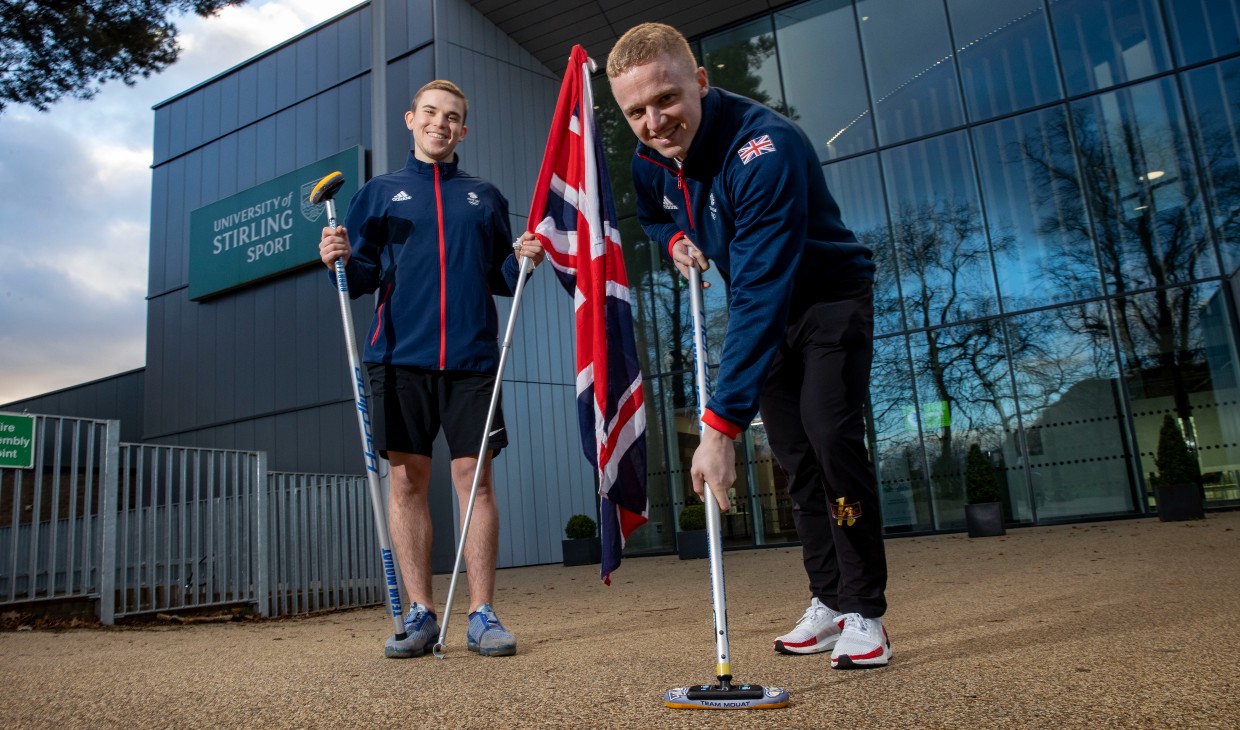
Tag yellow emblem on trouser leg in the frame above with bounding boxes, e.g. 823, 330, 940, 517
831, 497, 861, 526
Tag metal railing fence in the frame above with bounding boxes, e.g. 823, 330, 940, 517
1, 414, 385, 624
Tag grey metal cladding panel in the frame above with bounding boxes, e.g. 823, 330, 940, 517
275, 46, 299, 110
256, 53, 279, 121
336, 9, 368, 78
296, 32, 320, 102
338, 77, 367, 151
405, 0, 434, 53
295, 100, 318, 168
201, 82, 222, 144
274, 108, 298, 176
237, 66, 260, 129
153, 107, 172, 163
0, 371, 146, 443
386, 0, 408, 56
235, 125, 258, 190
251, 283, 278, 415
148, 166, 171, 294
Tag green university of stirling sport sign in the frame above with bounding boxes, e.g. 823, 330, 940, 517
189, 146, 364, 300
0, 412, 35, 469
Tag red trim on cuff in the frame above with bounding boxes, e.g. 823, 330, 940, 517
667, 231, 687, 259
703, 409, 743, 439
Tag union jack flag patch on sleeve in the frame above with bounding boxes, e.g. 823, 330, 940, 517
738, 134, 776, 164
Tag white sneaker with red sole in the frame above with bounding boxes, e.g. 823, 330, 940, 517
831, 613, 891, 668
773, 597, 843, 655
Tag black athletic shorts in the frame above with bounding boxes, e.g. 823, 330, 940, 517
366, 363, 507, 460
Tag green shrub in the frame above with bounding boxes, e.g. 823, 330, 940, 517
679, 504, 706, 531
965, 443, 1000, 504
1152, 414, 1200, 488
564, 514, 597, 540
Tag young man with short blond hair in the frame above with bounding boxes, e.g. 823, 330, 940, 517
608, 23, 892, 669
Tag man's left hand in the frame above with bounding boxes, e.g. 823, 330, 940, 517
691, 425, 735, 512
515, 231, 546, 267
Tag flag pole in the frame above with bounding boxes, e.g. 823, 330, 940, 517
432, 251, 533, 659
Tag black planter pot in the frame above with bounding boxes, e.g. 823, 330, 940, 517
561, 537, 602, 566
676, 529, 709, 560
1155, 483, 1204, 522
965, 501, 1005, 538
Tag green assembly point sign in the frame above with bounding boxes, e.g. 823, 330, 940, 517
188, 146, 364, 300
904, 401, 951, 432
0, 413, 35, 469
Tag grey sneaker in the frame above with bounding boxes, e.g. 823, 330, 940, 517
466, 603, 517, 656
384, 603, 439, 658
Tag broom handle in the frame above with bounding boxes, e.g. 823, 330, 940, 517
688, 264, 733, 686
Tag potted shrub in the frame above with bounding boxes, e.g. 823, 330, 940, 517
676, 503, 709, 560
1151, 414, 1204, 521
561, 514, 602, 566
964, 443, 1005, 538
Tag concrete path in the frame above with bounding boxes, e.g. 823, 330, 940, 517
2, 512, 1237, 729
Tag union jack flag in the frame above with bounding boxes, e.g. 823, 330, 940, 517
527, 45, 648, 584
738, 134, 776, 164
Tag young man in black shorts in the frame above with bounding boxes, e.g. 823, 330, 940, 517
319, 80, 544, 658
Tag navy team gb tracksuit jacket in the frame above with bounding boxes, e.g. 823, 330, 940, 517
632, 87, 875, 438
334, 152, 521, 374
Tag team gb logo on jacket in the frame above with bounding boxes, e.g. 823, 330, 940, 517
738, 134, 776, 165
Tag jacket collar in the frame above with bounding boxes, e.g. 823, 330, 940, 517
405, 151, 459, 178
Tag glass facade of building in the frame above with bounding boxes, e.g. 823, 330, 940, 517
598, 0, 1240, 553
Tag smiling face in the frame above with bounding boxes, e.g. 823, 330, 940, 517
608, 52, 708, 162
405, 88, 468, 163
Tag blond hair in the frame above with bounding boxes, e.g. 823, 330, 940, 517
411, 80, 468, 121
606, 23, 697, 78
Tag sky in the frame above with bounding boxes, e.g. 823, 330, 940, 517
0, 0, 362, 405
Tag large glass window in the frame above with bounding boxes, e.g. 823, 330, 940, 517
947, 0, 1062, 121
855, 0, 965, 145
1049, 0, 1172, 96
1121, 283, 1240, 507
822, 154, 901, 333
909, 320, 1015, 530
775, 0, 874, 160
881, 131, 997, 327
973, 106, 1099, 311
1166, 0, 1240, 67
870, 335, 934, 532
1007, 306, 1136, 520
1070, 77, 1218, 293
701, 18, 787, 116
1183, 58, 1240, 275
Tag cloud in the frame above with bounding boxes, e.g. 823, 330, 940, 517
0, 0, 362, 405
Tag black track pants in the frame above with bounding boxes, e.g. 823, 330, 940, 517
759, 280, 887, 617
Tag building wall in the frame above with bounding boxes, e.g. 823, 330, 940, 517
0, 369, 145, 444
142, 0, 590, 569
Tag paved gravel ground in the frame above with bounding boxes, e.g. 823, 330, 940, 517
2, 512, 1237, 729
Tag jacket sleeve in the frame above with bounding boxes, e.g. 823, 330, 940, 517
328, 185, 383, 299
486, 190, 521, 296
706, 127, 809, 435
632, 160, 684, 255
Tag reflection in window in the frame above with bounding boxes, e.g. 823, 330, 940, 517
947, 0, 1062, 120
909, 321, 1016, 530
593, 76, 638, 218
882, 131, 997, 327
701, 17, 787, 116
1183, 58, 1240, 275
775, 0, 874, 160
855, 0, 965, 145
1069, 78, 1217, 292
822, 154, 901, 334
974, 106, 1099, 311
870, 335, 933, 532
1006, 307, 1135, 520
1165, 0, 1240, 66
1121, 284, 1240, 508
1049, 0, 1172, 96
